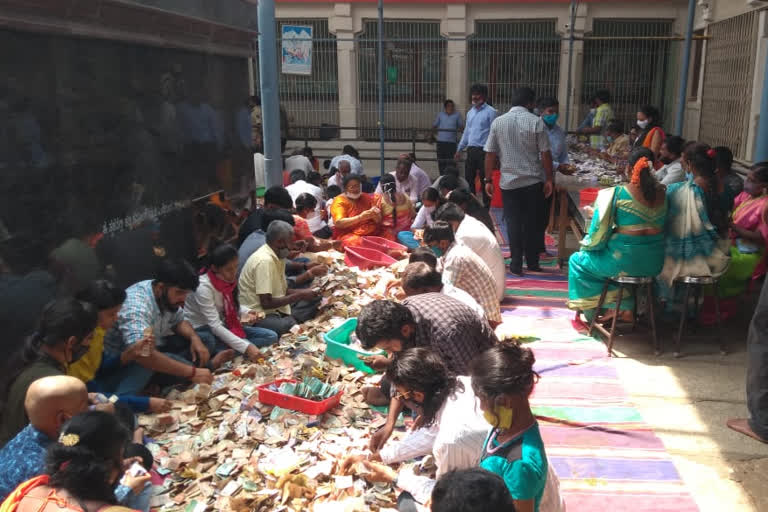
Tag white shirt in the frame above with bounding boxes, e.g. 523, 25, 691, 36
327, 172, 345, 189
653, 159, 685, 185
285, 155, 314, 175
409, 164, 433, 198
375, 172, 424, 203
411, 205, 436, 229
455, 216, 506, 300
380, 376, 489, 504
184, 273, 250, 354
330, 154, 363, 175
286, 180, 326, 232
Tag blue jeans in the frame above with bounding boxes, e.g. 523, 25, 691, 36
194, 325, 278, 353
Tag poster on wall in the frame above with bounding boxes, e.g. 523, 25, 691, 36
281, 25, 312, 75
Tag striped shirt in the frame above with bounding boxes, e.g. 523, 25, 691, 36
484, 106, 551, 190
441, 242, 502, 324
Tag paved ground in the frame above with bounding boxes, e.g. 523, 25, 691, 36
605, 297, 768, 512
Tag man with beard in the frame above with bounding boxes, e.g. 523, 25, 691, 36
101, 259, 228, 396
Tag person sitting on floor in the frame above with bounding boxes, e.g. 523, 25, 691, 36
653, 135, 685, 185
293, 194, 338, 250
331, 174, 388, 248
72, 281, 171, 414
1, 411, 150, 512
0, 299, 97, 446
238, 186, 294, 246
470, 343, 564, 512
378, 173, 416, 240
423, 222, 502, 327
567, 147, 667, 324
435, 203, 505, 300
376, 155, 430, 204
330, 145, 363, 176
446, 189, 495, 234
185, 243, 278, 363
430, 468, 518, 512
656, 144, 730, 309
339, 348, 488, 507
238, 221, 323, 337
100, 259, 230, 398
327, 159, 353, 189
404, 255, 485, 318
433, 165, 471, 196
0, 376, 89, 500
356, 297, 497, 451
237, 208, 295, 276
286, 170, 329, 238
411, 187, 444, 231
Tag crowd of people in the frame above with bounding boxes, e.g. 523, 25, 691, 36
1, 79, 767, 512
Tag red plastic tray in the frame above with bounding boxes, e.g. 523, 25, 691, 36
257, 379, 342, 415
579, 187, 600, 207
361, 236, 407, 253
344, 246, 397, 270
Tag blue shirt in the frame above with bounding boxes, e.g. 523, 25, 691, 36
433, 111, 464, 143
238, 230, 267, 276
545, 123, 569, 170
0, 425, 52, 500
457, 103, 497, 152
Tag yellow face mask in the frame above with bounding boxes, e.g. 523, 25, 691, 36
483, 406, 514, 429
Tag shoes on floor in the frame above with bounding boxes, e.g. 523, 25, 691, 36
509, 266, 524, 277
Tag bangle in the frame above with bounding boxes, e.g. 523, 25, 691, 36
188, 366, 197, 380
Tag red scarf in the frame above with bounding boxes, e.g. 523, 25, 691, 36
206, 269, 245, 338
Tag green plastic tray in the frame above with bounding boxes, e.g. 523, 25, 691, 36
323, 318, 385, 374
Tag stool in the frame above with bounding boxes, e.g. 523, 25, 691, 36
673, 275, 725, 357
588, 276, 659, 357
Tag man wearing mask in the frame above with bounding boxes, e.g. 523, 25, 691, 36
102, 259, 225, 396
537, 97, 571, 175
577, 89, 613, 149
239, 221, 321, 336
455, 84, 497, 206
653, 135, 686, 185
484, 87, 554, 276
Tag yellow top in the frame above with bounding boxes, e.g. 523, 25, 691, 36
67, 326, 105, 383
238, 244, 290, 315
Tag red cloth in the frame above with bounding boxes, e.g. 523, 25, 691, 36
206, 269, 245, 338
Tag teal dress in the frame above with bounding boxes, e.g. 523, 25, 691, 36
567, 185, 667, 315
479, 423, 549, 511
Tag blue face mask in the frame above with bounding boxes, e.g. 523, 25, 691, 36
430, 246, 444, 257
542, 113, 559, 126
686, 172, 693, 181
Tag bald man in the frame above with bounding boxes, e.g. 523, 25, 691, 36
0, 376, 88, 499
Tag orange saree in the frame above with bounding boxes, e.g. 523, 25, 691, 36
330, 193, 391, 248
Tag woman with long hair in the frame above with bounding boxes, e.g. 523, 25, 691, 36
0, 299, 98, 446
469, 343, 563, 512
657, 144, 730, 307
568, 148, 668, 322
377, 173, 415, 238
185, 242, 278, 363
633, 105, 665, 162
1, 411, 147, 512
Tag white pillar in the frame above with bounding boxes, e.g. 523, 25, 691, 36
442, 5, 469, 112
330, 3, 358, 139
561, 4, 588, 132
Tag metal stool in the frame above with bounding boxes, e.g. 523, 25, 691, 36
589, 276, 659, 357
673, 275, 725, 357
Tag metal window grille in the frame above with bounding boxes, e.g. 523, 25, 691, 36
581, 19, 677, 131
699, 11, 759, 161
468, 20, 562, 112
356, 20, 446, 140
252, 19, 339, 141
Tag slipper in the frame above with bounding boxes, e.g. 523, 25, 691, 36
726, 418, 768, 444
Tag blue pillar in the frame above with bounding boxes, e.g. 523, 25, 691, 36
674, 0, 696, 136
755, 47, 768, 162
258, 0, 283, 188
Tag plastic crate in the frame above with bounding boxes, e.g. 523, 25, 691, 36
361, 236, 407, 254
323, 318, 386, 374
579, 187, 600, 208
344, 246, 397, 270
257, 379, 342, 415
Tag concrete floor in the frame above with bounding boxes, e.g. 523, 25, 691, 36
605, 299, 768, 511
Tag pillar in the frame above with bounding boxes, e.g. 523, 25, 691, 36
442, 5, 469, 112
559, 3, 588, 132
331, 3, 358, 140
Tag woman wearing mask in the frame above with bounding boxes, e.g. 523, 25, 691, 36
1, 411, 147, 512
0, 299, 98, 446
567, 148, 667, 323
331, 174, 388, 248
185, 243, 278, 364
411, 188, 444, 230
469, 343, 563, 512
633, 105, 665, 162
377, 174, 416, 238
339, 348, 489, 508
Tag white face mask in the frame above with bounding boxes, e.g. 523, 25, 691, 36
423, 205, 436, 213
345, 192, 361, 200
590, 108, 596, 115
637, 120, 649, 130
306, 210, 319, 220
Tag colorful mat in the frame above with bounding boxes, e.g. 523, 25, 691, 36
528, 337, 699, 511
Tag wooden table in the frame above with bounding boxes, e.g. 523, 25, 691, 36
547, 187, 588, 268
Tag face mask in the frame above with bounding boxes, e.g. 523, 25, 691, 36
541, 113, 558, 126
605, 135, 614, 143
483, 405, 514, 429
277, 248, 291, 259
423, 205, 436, 214
637, 120, 649, 130
430, 246, 444, 257
70, 343, 89, 363
589, 108, 596, 115
345, 192, 361, 200
686, 172, 693, 181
